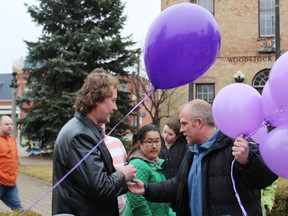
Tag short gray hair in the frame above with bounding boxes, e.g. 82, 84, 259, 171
181, 99, 215, 127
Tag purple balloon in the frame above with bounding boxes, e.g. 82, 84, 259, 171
260, 125, 288, 179
212, 83, 264, 139
261, 83, 288, 127
269, 51, 288, 107
144, 3, 221, 89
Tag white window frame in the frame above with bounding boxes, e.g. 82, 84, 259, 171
196, 83, 215, 103
259, 0, 275, 37
196, 0, 214, 14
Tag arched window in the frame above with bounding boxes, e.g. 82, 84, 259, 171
252, 69, 270, 94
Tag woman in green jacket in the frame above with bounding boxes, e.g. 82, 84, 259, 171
124, 124, 175, 216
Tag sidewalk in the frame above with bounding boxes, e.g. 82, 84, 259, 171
0, 144, 53, 216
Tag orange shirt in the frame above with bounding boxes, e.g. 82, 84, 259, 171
0, 134, 19, 186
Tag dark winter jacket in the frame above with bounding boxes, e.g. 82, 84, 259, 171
159, 136, 188, 179
52, 112, 127, 216
144, 131, 278, 216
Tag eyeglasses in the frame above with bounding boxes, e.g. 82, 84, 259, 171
143, 140, 161, 146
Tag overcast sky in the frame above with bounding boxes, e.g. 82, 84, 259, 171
0, 0, 160, 74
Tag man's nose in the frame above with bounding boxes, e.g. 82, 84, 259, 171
113, 104, 118, 111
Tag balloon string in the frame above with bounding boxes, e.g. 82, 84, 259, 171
230, 159, 248, 216
243, 120, 268, 141
231, 118, 270, 216
230, 106, 287, 215
266, 107, 282, 123
244, 107, 283, 141
265, 107, 288, 125
230, 115, 269, 216
20, 85, 156, 216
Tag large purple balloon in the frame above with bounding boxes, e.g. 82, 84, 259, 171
261, 83, 288, 127
212, 83, 264, 139
260, 125, 288, 179
144, 3, 221, 90
269, 51, 288, 107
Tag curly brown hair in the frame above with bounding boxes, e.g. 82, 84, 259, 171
73, 68, 119, 113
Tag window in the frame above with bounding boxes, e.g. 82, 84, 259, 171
132, 119, 137, 127
196, 0, 214, 14
196, 84, 215, 103
119, 80, 128, 92
252, 69, 270, 94
259, 0, 275, 37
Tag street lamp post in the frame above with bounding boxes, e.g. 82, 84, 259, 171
275, 0, 280, 60
10, 72, 18, 137
10, 57, 24, 137
135, 54, 141, 133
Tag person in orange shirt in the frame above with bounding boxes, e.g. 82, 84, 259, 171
0, 115, 23, 210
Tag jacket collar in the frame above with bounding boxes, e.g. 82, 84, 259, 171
206, 130, 233, 154
74, 112, 102, 140
129, 150, 164, 165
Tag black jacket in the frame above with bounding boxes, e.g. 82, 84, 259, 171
52, 112, 127, 216
159, 136, 188, 179
144, 131, 278, 216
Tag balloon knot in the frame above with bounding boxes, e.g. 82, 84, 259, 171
263, 120, 270, 127
147, 85, 157, 94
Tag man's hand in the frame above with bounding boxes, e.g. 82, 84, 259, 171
127, 179, 145, 195
118, 165, 137, 181
232, 135, 249, 165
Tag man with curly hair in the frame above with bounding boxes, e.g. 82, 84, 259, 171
52, 68, 136, 216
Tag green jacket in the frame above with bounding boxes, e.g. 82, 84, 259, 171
124, 150, 175, 216
261, 179, 278, 215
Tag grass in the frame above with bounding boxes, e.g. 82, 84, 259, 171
18, 164, 52, 183
0, 211, 41, 216
0, 210, 41, 216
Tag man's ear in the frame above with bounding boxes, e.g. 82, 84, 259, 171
197, 118, 204, 128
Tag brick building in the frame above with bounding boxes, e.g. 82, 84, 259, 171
159, 0, 288, 127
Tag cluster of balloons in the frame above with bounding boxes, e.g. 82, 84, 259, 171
212, 51, 288, 179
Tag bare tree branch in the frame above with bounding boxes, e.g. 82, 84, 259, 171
131, 74, 176, 128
